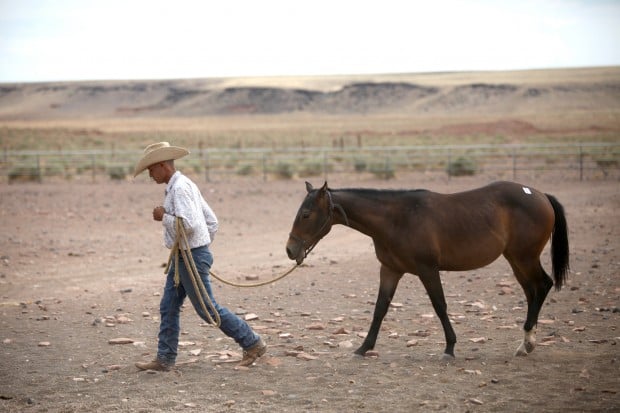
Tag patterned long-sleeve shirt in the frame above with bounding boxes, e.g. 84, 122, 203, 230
162, 171, 218, 249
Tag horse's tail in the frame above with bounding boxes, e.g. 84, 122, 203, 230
546, 194, 570, 290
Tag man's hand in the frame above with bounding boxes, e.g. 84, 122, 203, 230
153, 206, 165, 221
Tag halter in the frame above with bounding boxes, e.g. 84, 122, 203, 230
289, 189, 348, 261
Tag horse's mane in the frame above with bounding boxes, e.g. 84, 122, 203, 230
333, 187, 428, 200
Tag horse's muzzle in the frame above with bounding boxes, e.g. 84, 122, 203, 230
286, 238, 305, 265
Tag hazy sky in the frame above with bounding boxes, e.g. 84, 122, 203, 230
1, 0, 619, 83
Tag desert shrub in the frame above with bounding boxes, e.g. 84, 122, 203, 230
274, 161, 295, 179
447, 156, 477, 176
596, 158, 618, 168
353, 158, 367, 172
183, 159, 203, 174
76, 160, 106, 174
408, 159, 426, 172
237, 164, 254, 176
8, 166, 41, 183
225, 155, 239, 169
299, 160, 324, 177
45, 164, 64, 177
369, 161, 395, 179
596, 157, 618, 177
108, 166, 128, 180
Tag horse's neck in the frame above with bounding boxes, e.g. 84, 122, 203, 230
332, 190, 386, 237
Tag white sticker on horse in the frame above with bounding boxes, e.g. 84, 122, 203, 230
523, 187, 532, 194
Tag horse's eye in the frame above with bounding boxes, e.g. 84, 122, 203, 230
302, 210, 311, 219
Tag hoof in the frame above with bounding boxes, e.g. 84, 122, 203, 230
524, 341, 535, 353
515, 337, 536, 356
441, 353, 456, 362
515, 342, 529, 357
353, 347, 367, 356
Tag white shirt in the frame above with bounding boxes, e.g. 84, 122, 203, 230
162, 171, 218, 249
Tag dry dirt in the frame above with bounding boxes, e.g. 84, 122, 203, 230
1, 173, 619, 412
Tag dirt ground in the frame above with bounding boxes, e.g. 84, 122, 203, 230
0, 172, 618, 412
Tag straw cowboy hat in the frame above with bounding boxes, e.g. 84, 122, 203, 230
133, 142, 190, 177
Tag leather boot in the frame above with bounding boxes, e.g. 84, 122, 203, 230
135, 359, 173, 371
237, 338, 267, 367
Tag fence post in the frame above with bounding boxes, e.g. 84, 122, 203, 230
262, 152, 267, 182
36, 154, 42, 183
205, 151, 211, 182
323, 151, 328, 181
579, 144, 584, 181
91, 153, 96, 183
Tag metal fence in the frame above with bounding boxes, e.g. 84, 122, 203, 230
1, 142, 619, 183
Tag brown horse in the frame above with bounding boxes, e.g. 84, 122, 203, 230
286, 181, 569, 359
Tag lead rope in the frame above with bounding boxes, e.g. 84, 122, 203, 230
208, 189, 341, 287
209, 264, 298, 288
166, 217, 299, 300
166, 217, 221, 327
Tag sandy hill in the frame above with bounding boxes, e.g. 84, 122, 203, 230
0, 67, 619, 121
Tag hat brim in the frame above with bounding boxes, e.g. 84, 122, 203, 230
133, 147, 190, 177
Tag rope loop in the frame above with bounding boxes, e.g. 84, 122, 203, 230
166, 217, 221, 327
165, 218, 300, 325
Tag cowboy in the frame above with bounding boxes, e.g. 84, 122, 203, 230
133, 142, 266, 371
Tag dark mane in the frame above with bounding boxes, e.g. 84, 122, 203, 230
333, 187, 428, 199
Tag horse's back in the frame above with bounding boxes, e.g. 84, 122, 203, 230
448, 181, 551, 213
416, 181, 555, 270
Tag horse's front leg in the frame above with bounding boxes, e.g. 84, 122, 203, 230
355, 265, 402, 356
419, 267, 457, 360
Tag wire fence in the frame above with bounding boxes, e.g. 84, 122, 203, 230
1, 142, 619, 184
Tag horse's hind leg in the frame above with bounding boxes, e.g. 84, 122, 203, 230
508, 258, 553, 356
355, 265, 403, 356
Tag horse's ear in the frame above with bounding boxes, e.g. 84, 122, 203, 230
305, 181, 313, 193
321, 181, 329, 191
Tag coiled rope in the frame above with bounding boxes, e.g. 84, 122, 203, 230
166, 217, 221, 326
166, 218, 299, 326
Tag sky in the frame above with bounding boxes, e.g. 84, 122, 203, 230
0, 0, 619, 83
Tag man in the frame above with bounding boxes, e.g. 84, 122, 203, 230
133, 142, 266, 371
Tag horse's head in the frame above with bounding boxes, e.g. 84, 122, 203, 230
286, 181, 335, 265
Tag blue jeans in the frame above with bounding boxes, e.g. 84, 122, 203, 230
157, 245, 260, 365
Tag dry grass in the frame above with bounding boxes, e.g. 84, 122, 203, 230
1, 113, 617, 152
